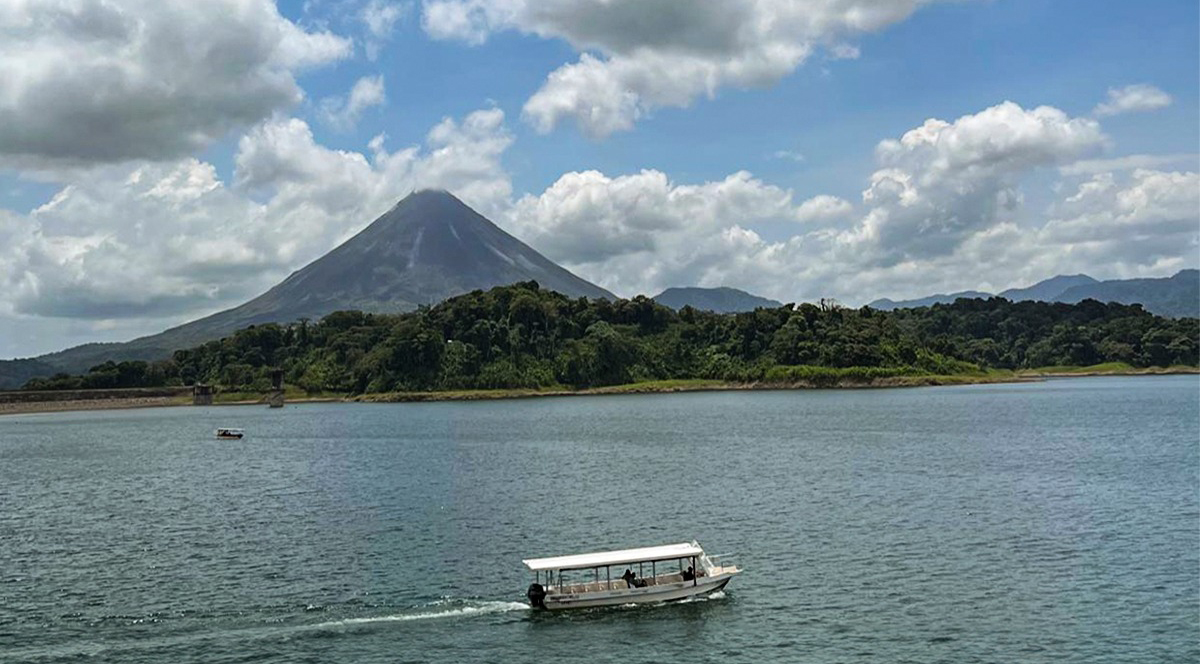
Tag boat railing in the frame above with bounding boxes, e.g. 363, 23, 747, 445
550, 570, 696, 595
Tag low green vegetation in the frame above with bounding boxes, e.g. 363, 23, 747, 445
1022, 361, 1198, 375
358, 378, 734, 402
1024, 362, 1136, 374
22, 282, 1199, 394
208, 387, 342, 404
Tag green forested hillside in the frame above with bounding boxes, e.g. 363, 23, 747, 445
23, 282, 1199, 393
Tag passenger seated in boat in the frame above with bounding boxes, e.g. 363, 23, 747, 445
682, 566, 694, 581
622, 569, 636, 587
622, 569, 647, 588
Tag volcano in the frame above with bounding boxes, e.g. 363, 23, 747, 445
1, 190, 614, 386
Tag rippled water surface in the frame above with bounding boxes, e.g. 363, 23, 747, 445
2, 376, 1197, 663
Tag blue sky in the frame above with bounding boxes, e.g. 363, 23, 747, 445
0, 0, 1196, 358
270, 0, 1199, 200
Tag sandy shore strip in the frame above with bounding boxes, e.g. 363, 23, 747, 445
0, 394, 341, 417
0, 396, 191, 416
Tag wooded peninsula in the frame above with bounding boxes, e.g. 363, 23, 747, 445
21, 282, 1200, 396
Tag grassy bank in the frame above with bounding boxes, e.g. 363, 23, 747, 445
1019, 362, 1199, 376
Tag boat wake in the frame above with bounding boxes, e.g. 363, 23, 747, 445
6, 600, 530, 661
312, 600, 529, 628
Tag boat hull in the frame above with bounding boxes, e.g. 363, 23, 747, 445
541, 573, 734, 610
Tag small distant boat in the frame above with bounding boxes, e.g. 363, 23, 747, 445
523, 540, 739, 610
215, 428, 244, 440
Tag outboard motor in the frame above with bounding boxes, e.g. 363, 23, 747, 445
526, 583, 547, 609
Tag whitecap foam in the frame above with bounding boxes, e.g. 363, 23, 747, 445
678, 590, 726, 604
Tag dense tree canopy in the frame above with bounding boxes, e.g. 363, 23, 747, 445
23, 282, 1199, 392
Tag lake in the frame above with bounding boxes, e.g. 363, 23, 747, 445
1, 375, 1197, 663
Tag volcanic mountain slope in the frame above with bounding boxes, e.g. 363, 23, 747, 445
1, 190, 614, 387
181, 188, 615, 332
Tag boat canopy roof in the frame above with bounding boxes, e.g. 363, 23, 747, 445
523, 542, 703, 572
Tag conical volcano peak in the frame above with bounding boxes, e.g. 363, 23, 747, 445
229, 187, 613, 327
390, 188, 469, 213
373, 188, 488, 234
407, 187, 456, 199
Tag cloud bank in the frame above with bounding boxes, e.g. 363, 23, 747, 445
500, 101, 1192, 303
0, 0, 351, 166
1, 108, 513, 330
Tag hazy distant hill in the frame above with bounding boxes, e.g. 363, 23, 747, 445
0, 190, 614, 388
1055, 270, 1198, 318
653, 287, 783, 313
868, 290, 992, 311
868, 270, 1198, 318
998, 274, 1098, 302
0, 358, 60, 391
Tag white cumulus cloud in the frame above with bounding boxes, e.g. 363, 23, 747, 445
0, 108, 514, 335
795, 195, 853, 223
1060, 153, 1198, 176
504, 169, 798, 278
496, 101, 1187, 307
1041, 169, 1200, 261
361, 0, 410, 59
1094, 84, 1173, 117
852, 101, 1106, 264
321, 75, 388, 130
0, 0, 352, 166
421, 0, 941, 136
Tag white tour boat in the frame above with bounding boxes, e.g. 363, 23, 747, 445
523, 541, 739, 610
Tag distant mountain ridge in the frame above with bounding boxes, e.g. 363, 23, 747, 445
869, 270, 1198, 318
1055, 271, 1199, 316
652, 287, 783, 313
0, 190, 614, 388
868, 290, 992, 311
998, 274, 1098, 302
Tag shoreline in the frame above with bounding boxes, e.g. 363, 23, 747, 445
2, 368, 1194, 417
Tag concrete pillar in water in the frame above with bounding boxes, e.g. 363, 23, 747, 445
193, 384, 213, 406
268, 369, 284, 408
